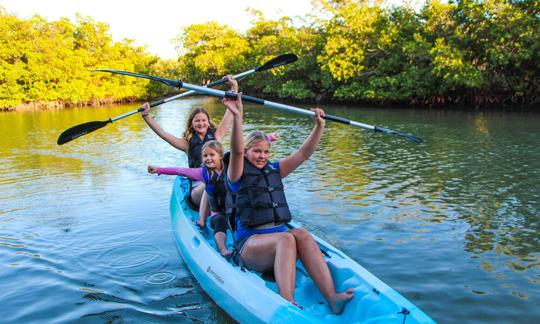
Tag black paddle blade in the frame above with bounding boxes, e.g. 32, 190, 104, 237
92, 69, 183, 88
57, 120, 110, 145
374, 126, 423, 144
402, 134, 423, 144
207, 53, 299, 86
255, 53, 298, 72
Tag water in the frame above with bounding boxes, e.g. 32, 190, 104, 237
1, 98, 539, 323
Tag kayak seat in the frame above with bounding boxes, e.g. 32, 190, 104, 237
184, 192, 199, 211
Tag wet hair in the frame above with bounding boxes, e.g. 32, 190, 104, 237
182, 108, 217, 144
244, 131, 271, 152
201, 140, 224, 172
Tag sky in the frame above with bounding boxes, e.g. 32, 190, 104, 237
1, 0, 315, 59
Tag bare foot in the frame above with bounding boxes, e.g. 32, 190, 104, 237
329, 288, 354, 314
196, 219, 205, 227
220, 248, 233, 257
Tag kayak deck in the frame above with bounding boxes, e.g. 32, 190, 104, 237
170, 176, 435, 323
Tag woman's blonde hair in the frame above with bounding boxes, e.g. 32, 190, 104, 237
182, 108, 217, 144
244, 131, 271, 151
201, 140, 224, 172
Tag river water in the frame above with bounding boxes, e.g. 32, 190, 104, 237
1, 98, 539, 323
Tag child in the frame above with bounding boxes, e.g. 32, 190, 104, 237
148, 134, 280, 257
141, 75, 238, 209
223, 93, 354, 313
148, 140, 232, 257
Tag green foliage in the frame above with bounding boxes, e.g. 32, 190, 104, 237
239, 12, 332, 101
447, 0, 539, 97
307, 0, 538, 104
173, 22, 250, 84
0, 11, 162, 109
1, 0, 538, 109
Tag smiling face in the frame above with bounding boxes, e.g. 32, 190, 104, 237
191, 112, 210, 136
202, 147, 222, 171
245, 140, 270, 169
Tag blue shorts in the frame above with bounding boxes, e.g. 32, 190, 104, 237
235, 224, 288, 253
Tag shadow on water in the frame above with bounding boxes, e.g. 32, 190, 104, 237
0, 99, 539, 323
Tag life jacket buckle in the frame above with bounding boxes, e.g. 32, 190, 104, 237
272, 202, 278, 208
268, 186, 274, 192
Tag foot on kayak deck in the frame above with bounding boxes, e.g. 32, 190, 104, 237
329, 288, 355, 314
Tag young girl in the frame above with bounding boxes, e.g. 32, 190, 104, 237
148, 140, 232, 257
148, 134, 280, 257
141, 75, 238, 208
223, 93, 354, 314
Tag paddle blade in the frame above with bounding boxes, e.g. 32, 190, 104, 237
92, 69, 183, 88
255, 53, 298, 72
374, 126, 423, 144
57, 120, 110, 145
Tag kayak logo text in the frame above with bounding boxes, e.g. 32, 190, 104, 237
207, 266, 224, 284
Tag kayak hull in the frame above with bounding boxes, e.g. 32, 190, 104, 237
170, 176, 435, 323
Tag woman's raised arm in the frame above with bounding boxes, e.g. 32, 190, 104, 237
141, 103, 189, 152
223, 93, 244, 183
279, 108, 326, 178
215, 75, 238, 141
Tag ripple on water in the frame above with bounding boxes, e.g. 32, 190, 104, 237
71, 227, 156, 252
96, 244, 170, 277
145, 271, 177, 285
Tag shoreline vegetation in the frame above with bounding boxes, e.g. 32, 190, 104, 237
4, 93, 538, 113
1, 0, 538, 112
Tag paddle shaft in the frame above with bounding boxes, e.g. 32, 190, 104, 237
177, 82, 422, 143
179, 82, 377, 131
58, 54, 299, 145
102, 53, 298, 123
92, 68, 423, 143
110, 70, 256, 122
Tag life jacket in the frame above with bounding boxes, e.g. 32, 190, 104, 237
202, 165, 226, 213
188, 128, 216, 167
226, 158, 291, 228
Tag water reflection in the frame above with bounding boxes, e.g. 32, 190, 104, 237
1, 100, 539, 323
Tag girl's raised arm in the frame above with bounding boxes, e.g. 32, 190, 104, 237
223, 93, 244, 183
279, 108, 326, 178
215, 75, 238, 141
141, 103, 189, 152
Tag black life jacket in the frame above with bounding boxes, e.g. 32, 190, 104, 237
188, 128, 216, 167
226, 158, 291, 228
202, 165, 226, 213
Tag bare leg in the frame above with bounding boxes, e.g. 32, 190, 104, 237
196, 191, 210, 227
241, 232, 297, 301
214, 232, 232, 257
190, 183, 205, 207
290, 228, 354, 314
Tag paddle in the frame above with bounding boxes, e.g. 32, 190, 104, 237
57, 54, 298, 145
91, 70, 423, 144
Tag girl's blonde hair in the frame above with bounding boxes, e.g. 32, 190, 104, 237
244, 131, 271, 151
201, 140, 225, 172
182, 108, 217, 144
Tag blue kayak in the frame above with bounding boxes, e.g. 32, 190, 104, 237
170, 176, 436, 323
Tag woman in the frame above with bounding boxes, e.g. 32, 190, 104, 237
141, 75, 237, 208
223, 93, 354, 314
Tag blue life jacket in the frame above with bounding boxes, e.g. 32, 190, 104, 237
188, 128, 216, 167
226, 158, 291, 228
202, 165, 226, 213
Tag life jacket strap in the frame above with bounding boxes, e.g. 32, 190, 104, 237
229, 201, 288, 209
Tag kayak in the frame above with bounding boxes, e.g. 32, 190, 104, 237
170, 176, 436, 323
